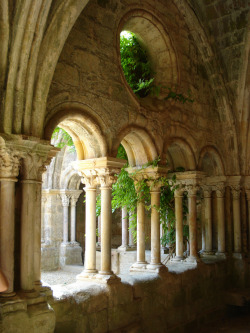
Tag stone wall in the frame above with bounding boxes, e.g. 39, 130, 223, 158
49, 261, 233, 333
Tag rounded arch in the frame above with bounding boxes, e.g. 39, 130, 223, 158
164, 137, 196, 171
117, 8, 179, 99
60, 165, 82, 190
198, 146, 225, 176
44, 107, 108, 160
114, 126, 158, 166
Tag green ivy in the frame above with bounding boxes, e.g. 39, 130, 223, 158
52, 127, 76, 152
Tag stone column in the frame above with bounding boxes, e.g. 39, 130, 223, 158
186, 185, 199, 262
215, 184, 226, 258
231, 185, 242, 257
147, 185, 162, 269
41, 196, 47, 244
118, 206, 129, 251
79, 178, 98, 277
246, 190, 250, 253
61, 194, 70, 244
20, 153, 47, 295
128, 211, 136, 249
98, 175, 115, 275
0, 148, 20, 297
70, 193, 81, 243
173, 188, 185, 261
202, 186, 213, 255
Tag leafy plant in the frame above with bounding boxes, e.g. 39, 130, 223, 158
52, 127, 76, 152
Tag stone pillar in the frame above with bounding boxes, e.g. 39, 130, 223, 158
202, 186, 213, 255
98, 175, 115, 275
241, 188, 248, 255
96, 215, 101, 249
246, 190, 250, 253
118, 206, 129, 251
70, 193, 81, 243
186, 185, 199, 262
0, 148, 20, 297
20, 153, 47, 295
128, 211, 136, 248
79, 178, 98, 277
231, 185, 242, 257
61, 194, 70, 244
41, 196, 47, 244
215, 184, 226, 258
173, 188, 184, 261
147, 185, 162, 269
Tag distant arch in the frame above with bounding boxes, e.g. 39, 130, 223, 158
198, 146, 225, 176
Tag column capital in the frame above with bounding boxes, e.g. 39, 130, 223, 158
0, 147, 21, 179
202, 185, 212, 198
174, 186, 185, 197
60, 194, 70, 207
214, 184, 225, 198
70, 191, 82, 206
231, 185, 241, 200
186, 184, 199, 197
97, 174, 117, 188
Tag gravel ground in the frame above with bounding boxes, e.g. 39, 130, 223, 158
41, 270, 79, 286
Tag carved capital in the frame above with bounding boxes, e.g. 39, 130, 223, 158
214, 184, 225, 198
21, 153, 48, 181
174, 186, 185, 198
186, 184, 199, 197
202, 185, 212, 198
70, 193, 81, 206
60, 194, 70, 207
231, 185, 241, 200
0, 148, 21, 178
81, 175, 97, 188
97, 174, 117, 187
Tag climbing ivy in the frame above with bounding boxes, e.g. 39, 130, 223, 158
51, 127, 76, 152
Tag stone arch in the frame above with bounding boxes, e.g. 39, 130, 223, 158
114, 126, 158, 166
198, 146, 225, 176
60, 165, 82, 190
164, 137, 196, 171
44, 107, 108, 160
117, 8, 179, 98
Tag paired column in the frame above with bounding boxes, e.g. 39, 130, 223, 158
215, 184, 226, 257
60, 194, 70, 243
0, 149, 20, 297
147, 185, 162, 268
118, 206, 129, 250
82, 178, 98, 275
246, 190, 250, 253
202, 186, 213, 255
186, 185, 199, 261
231, 185, 242, 256
70, 193, 81, 243
173, 188, 185, 261
128, 211, 136, 248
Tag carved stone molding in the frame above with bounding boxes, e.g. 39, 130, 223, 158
60, 194, 70, 207
186, 184, 199, 197
20, 153, 49, 182
174, 186, 185, 198
214, 184, 225, 198
0, 148, 21, 178
231, 185, 241, 200
202, 185, 212, 198
70, 191, 82, 206
97, 174, 117, 187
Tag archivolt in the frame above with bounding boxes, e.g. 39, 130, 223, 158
198, 145, 225, 176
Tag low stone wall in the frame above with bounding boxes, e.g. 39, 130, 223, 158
49, 261, 230, 333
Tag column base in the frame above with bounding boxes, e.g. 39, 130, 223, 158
215, 252, 227, 259
95, 273, 121, 284
146, 263, 168, 273
60, 242, 83, 267
118, 245, 136, 252
200, 250, 215, 257
171, 255, 184, 262
96, 242, 101, 251
185, 256, 201, 264
130, 261, 148, 269
0, 291, 16, 298
18, 289, 40, 299
232, 252, 243, 259
77, 268, 98, 280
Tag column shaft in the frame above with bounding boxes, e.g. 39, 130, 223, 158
84, 187, 97, 273
63, 204, 69, 243
34, 182, 42, 286
150, 190, 161, 265
100, 186, 112, 274
216, 194, 226, 254
137, 201, 146, 264
71, 203, 76, 242
0, 180, 16, 296
188, 193, 198, 258
232, 190, 241, 253
121, 206, 128, 247
20, 181, 37, 292
175, 192, 184, 260
204, 196, 212, 252
129, 212, 135, 247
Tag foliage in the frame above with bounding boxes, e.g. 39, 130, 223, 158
51, 127, 76, 152
120, 32, 154, 97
